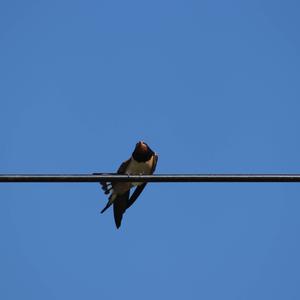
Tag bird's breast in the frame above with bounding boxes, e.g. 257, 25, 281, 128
126, 156, 154, 185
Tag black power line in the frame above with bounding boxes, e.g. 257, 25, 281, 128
0, 174, 300, 183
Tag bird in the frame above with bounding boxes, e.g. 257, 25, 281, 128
96, 141, 158, 229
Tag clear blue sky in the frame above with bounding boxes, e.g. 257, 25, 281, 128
1, 1, 300, 299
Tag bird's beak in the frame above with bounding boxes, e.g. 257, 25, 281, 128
136, 141, 147, 152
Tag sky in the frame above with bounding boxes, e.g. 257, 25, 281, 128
1, 0, 300, 299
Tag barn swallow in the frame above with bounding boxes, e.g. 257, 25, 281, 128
96, 141, 158, 229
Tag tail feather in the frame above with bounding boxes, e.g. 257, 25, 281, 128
95, 173, 130, 228
113, 191, 130, 229
100, 181, 112, 193
100, 193, 117, 214
101, 201, 112, 214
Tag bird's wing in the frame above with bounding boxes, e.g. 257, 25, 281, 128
152, 153, 159, 172
113, 190, 130, 229
126, 154, 158, 210
117, 158, 131, 174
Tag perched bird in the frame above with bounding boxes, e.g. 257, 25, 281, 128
97, 141, 158, 229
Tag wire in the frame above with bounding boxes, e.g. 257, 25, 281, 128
0, 174, 300, 182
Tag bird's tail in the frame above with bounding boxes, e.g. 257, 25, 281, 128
93, 173, 113, 195
100, 193, 117, 214
100, 181, 112, 195
113, 191, 130, 229
100, 201, 112, 214
93, 173, 120, 217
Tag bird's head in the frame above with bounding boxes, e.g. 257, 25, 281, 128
132, 141, 154, 162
